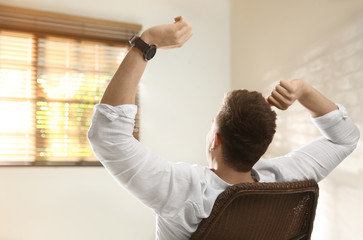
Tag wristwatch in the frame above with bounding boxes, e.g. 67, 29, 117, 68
129, 35, 157, 61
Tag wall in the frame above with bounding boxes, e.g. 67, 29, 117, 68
0, 0, 230, 239
231, 0, 363, 239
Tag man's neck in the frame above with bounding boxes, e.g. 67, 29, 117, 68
211, 165, 256, 185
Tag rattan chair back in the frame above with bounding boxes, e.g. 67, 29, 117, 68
190, 180, 319, 240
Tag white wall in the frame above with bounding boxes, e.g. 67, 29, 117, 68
0, 0, 230, 239
231, 0, 363, 239
4, 0, 362, 239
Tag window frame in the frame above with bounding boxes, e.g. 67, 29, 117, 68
0, 5, 141, 166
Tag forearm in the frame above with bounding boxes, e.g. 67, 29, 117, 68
100, 17, 192, 106
100, 47, 146, 106
297, 80, 338, 118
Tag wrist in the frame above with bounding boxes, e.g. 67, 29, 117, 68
140, 31, 155, 47
129, 34, 157, 61
294, 79, 311, 101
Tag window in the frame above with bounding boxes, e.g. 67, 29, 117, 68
0, 5, 141, 166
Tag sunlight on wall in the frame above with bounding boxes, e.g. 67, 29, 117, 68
262, 15, 363, 240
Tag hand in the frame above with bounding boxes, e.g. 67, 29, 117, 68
141, 16, 193, 50
267, 79, 305, 110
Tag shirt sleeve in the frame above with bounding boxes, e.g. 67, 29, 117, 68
253, 104, 360, 182
87, 103, 199, 218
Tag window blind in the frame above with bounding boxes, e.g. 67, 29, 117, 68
0, 5, 141, 166
0, 31, 35, 162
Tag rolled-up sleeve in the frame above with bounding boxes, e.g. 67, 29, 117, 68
87, 104, 147, 184
253, 104, 360, 182
87, 104, 198, 218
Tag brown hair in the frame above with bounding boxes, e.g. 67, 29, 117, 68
216, 89, 277, 172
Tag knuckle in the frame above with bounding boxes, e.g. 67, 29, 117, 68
176, 38, 183, 46
282, 99, 290, 106
285, 94, 293, 101
171, 34, 179, 43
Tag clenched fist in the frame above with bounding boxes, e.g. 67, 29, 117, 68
141, 16, 193, 50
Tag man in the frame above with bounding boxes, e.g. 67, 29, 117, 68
87, 17, 360, 240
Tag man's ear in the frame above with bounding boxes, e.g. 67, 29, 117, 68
212, 133, 222, 148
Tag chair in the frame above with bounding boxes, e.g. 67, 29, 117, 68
190, 180, 319, 240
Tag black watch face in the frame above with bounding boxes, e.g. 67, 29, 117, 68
145, 45, 157, 60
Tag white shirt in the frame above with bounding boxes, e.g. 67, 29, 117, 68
87, 103, 360, 240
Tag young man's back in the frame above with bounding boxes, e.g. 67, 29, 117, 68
88, 103, 359, 239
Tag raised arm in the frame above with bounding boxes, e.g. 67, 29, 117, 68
88, 17, 196, 217
256, 79, 360, 182
100, 16, 193, 106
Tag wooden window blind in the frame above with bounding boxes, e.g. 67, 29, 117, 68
0, 5, 141, 166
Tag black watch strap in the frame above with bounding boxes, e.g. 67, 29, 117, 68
129, 35, 157, 61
